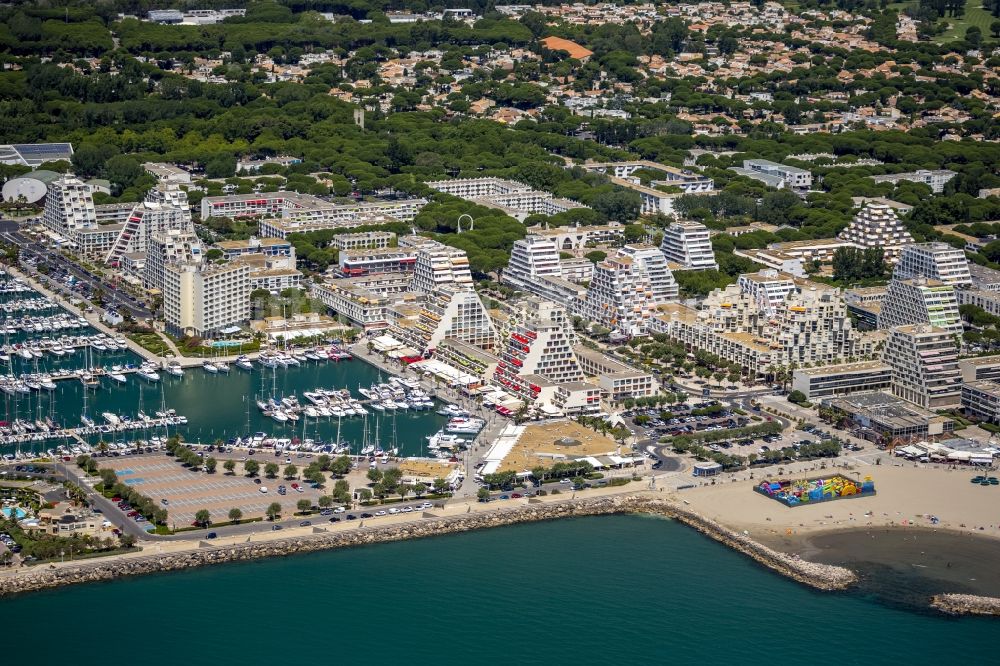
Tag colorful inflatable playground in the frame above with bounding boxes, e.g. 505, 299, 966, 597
754, 474, 876, 507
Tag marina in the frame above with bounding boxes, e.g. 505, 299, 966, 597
0, 274, 453, 459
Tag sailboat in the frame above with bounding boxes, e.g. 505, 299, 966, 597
80, 384, 94, 427
361, 415, 376, 456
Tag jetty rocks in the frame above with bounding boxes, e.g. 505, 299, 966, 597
0, 494, 856, 597
931, 593, 1000, 616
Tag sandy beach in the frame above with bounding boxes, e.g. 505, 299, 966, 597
677, 464, 1000, 599
678, 464, 1000, 541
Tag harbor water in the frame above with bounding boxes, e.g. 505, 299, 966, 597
1, 515, 994, 664
0, 276, 449, 456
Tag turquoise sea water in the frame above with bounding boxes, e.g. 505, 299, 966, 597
2, 515, 994, 664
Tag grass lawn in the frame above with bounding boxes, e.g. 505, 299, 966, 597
938, 0, 996, 40
128, 332, 171, 356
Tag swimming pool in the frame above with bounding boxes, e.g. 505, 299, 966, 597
1, 507, 27, 519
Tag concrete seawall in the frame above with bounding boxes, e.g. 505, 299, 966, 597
0, 495, 857, 598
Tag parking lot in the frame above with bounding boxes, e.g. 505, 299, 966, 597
102, 454, 328, 527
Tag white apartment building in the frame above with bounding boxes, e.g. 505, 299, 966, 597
837, 204, 915, 261
162, 258, 251, 338
581, 161, 715, 194
425, 177, 531, 198
652, 284, 873, 379
312, 281, 389, 331
659, 220, 718, 271
884, 324, 961, 410
336, 248, 417, 278
871, 169, 957, 194
620, 244, 679, 301
503, 235, 562, 291
893, 242, 971, 286
145, 229, 203, 293
201, 192, 426, 238
577, 245, 674, 337
327, 232, 395, 251
408, 239, 473, 294
105, 183, 193, 265
398, 286, 497, 353
493, 298, 584, 401
878, 278, 962, 336
560, 257, 593, 283
733, 159, 812, 190
737, 269, 797, 314
573, 345, 657, 401
41, 176, 97, 237
425, 177, 588, 221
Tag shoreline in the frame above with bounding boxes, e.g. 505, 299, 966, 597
0, 494, 855, 597
2, 491, 998, 615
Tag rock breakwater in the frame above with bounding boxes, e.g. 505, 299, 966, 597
931, 593, 1000, 616
0, 495, 855, 597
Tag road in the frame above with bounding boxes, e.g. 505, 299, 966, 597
1, 223, 151, 320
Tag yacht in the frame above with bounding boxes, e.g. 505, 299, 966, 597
80, 415, 95, 427
235, 356, 253, 371
165, 362, 184, 377
137, 367, 160, 382
427, 432, 466, 449
270, 410, 289, 423
216, 361, 231, 373
446, 418, 485, 435
39, 376, 57, 391
102, 412, 121, 425
203, 361, 219, 374
108, 371, 127, 384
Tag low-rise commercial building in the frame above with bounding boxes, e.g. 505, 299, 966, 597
825, 391, 955, 440
791, 362, 892, 401
959, 355, 1000, 383
961, 380, 1000, 424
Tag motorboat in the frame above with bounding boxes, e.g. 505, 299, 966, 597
216, 361, 230, 373
165, 363, 184, 377
108, 371, 127, 384
235, 357, 253, 371
203, 361, 219, 374
137, 367, 160, 382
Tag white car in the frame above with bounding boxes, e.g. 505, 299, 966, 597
388, 507, 400, 515
419, 502, 433, 509
259, 486, 268, 494
375, 510, 387, 516
401, 506, 414, 513
333, 507, 346, 514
